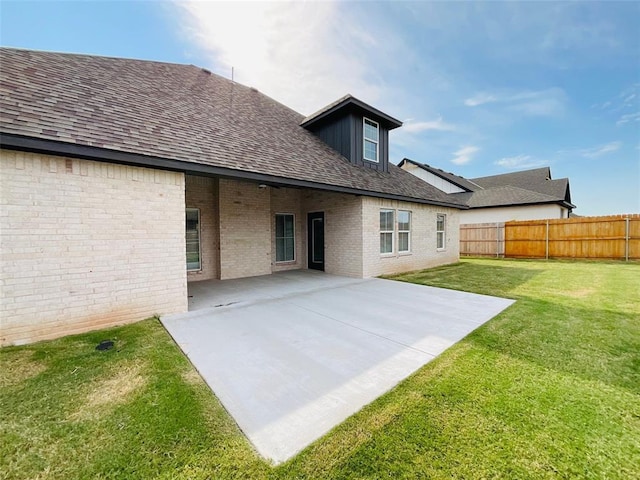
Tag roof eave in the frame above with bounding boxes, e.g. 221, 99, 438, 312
301, 96, 402, 130
467, 200, 575, 210
400, 158, 474, 192
0, 133, 465, 209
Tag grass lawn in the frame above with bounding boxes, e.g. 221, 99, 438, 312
1, 258, 639, 479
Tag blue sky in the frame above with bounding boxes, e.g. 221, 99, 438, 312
2, 1, 639, 215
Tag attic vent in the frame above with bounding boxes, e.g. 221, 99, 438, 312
201, 68, 211, 75
250, 87, 259, 92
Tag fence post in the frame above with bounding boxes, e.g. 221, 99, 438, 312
496, 222, 499, 258
625, 216, 630, 262
545, 220, 549, 260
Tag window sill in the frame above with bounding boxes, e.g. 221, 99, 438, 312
436, 248, 447, 252
275, 260, 297, 265
398, 251, 412, 256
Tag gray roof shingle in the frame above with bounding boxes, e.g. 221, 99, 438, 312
0, 47, 465, 208
470, 168, 571, 202
451, 185, 561, 208
398, 158, 483, 192
399, 158, 573, 209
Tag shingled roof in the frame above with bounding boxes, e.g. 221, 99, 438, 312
0, 47, 465, 208
398, 158, 483, 192
470, 168, 571, 203
398, 158, 574, 210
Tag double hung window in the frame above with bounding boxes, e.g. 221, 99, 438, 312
437, 214, 446, 250
379, 209, 394, 254
363, 118, 379, 162
275, 214, 295, 262
186, 208, 201, 271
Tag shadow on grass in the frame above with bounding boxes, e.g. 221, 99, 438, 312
385, 262, 542, 299
465, 298, 640, 395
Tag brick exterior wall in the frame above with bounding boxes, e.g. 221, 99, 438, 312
270, 187, 305, 273
361, 197, 459, 277
0, 150, 188, 346
185, 175, 219, 282
218, 178, 272, 280
302, 190, 363, 277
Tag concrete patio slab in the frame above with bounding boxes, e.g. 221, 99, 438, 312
161, 271, 514, 464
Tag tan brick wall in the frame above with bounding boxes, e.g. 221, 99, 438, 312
361, 197, 459, 277
0, 150, 187, 346
270, 187, 305, 273
218, 178, 271, 279
303, 190, 363, 277
185, 175, 219, 281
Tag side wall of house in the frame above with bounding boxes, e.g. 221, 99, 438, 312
271, 187, 305, 273
460, 204, 567, 223
218, 178, 272, 280
302, 190, 363, 277
0, 150, 187, 346
185, 175, 219, 282
362, 198, 459, 277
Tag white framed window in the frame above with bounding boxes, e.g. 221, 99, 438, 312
380, 209, 394, 254
398, 210, 411, 253
186, 208, 201, 271
437, 213, 446, 250
363, 118, 379, 163
275, 213, 295, 262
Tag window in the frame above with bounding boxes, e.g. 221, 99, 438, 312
275, 214, 295, 262
398, 210, 411, 253
437, 214, 446, 250
380, 209, 394, 254
363, 118, 379, 162
186, 208, 201, 271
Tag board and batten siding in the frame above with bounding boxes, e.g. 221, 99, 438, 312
0, 149, 188, 346
307, 113, 390, 173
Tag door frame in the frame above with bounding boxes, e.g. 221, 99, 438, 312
307, 212, 325, 271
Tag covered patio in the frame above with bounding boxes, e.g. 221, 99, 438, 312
161, 271, 514, 463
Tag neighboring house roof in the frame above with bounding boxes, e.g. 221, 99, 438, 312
0, 47, 465, 208
399, 158, 575, 210
398, 158, 482, 192
470, 167, 571, 203
451, 185, 562, 208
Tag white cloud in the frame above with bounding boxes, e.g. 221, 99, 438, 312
579, 141, 622, 158
172, 1, 384, 115
617, 112, 640, 125
464, 88, 566, 116
494, 154, 546, 169
451, 146, 479, 165
464, 93, 497, 107
403, 117, 455, 133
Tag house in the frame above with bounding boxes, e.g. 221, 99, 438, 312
0, 48, 467, 346
399, 158, 575, 223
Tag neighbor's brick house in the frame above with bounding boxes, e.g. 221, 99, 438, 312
0, 48, 466, 346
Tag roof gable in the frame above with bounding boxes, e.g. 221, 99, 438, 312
301, 94, 402, 131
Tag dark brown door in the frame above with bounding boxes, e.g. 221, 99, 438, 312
308, 212, 325, 271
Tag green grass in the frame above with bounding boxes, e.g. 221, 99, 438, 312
1, 259, 639, 479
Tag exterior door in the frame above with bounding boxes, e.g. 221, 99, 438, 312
308, 212, 325, 271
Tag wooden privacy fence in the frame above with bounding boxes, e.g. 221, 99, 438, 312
461, 214, 640, 261
460, 222, 505, 257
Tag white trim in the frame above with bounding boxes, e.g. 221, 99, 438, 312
275, 212, 296, 263
186, 207, 201, 271
380, 208, 394, 254
363, 117, 379, 163
398, 210, 411, 253
436, 213, 446, 251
